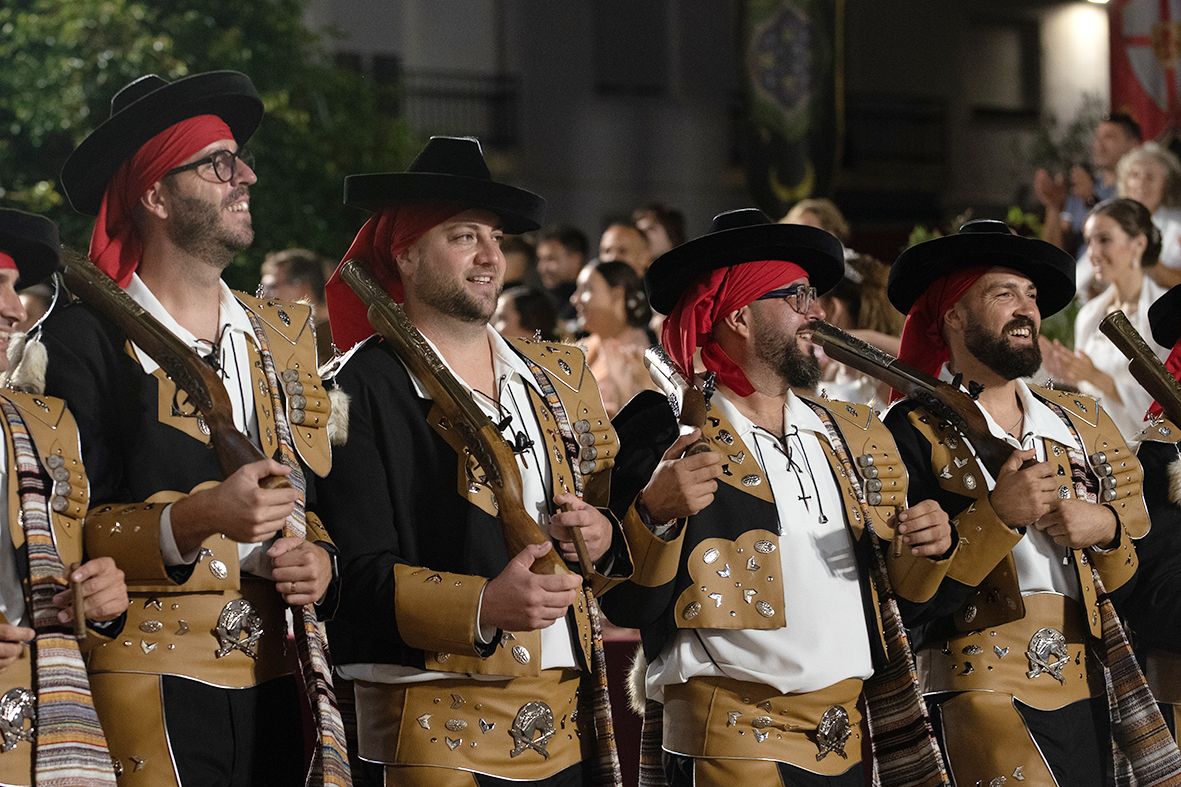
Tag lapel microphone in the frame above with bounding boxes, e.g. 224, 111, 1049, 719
494, 414, 535, 455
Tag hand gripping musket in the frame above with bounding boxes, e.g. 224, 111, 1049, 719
642, 345, 713, 456
58, 247, 289, 489
1099, 309, 1181, 426
337, 259, 590, 578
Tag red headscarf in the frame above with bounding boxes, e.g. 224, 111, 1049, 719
0, 253, 15, 272
324, 203, 464, 352
89, 115, 235, 287
661, 260, 808, 397
891, 266, 990, 402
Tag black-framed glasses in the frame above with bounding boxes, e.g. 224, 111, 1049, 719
757, 283, 817, 315
163, 147, 255, 183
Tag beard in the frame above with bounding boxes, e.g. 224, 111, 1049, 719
964, 316, 1041, 380
415, 256, 500, 324
753, 319, 822, 389
166, 188, 253, 269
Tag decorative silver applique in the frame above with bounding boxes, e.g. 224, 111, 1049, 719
753, 540, 776, 554
707, 592, 723, 607
209, 559, 228, 579
682, 602, 702, 620
962, 645, 982, 655
1073, 399, 1087, 413
0, 688, 35, 751
741, 474, 761, 487
717, 429, 734, 446
717, 563, 731, 578
743, 589, 757, 604
446, 737, 462, 750
963, 604, 977, 624
755, 601, 774, 618
445, 719, 468, 732
213, 599, 262, 659
746, 557, 760, 572
139, 620, 163, 634
1026, 628, 1069, 683
939, 465, 952, 480
1161, 426, 1173, 437
574, 419, 590, 434
509, 701, 556, 759
703, 548, 720, 564
726, 711, 741, 727
995, 645, 1009, 659
417, 714, 431, 730
557, 359, 572, 376
176, 620, 190, 636
479, 719, 494, 734
1013, 765, 1025, 780
140, 640, 157, 654
815, 705, 852, 761
962, 474, 978, 491
953, 457, 969, 469
753, 729, 769, 743
512, 645, 531, 665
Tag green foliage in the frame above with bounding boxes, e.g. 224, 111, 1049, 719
0, 0, 419, 289
1023, 93, 1107, 175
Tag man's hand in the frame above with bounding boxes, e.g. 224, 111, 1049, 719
51, 557, 128, 625
893, 499, 952, 557
270, 538, 333, 606
0, 625, 33, 673
989, 449, 1059, 528
170, 459, 299, 554
550, 493, 612, 564
638, 429, 723, 523
1033, 499, 1118, 550
1033, 168, 1068, 211
481, 542, 583, 632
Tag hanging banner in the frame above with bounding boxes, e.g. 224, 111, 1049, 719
1111, 0, 1181, 140
740, 0, 843, 219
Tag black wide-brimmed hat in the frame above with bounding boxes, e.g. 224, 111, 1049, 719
344, 136, 545, 234
888, 219, 1077, 316
644, 208, 845, 315
61, 70, 263, 216
1149, 284, 1181, 348
0, 209, 60, 288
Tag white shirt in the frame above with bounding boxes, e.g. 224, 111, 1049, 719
1073, 275, 1170, 442
935, 365, 1080, 598
122, 274, 275, 578
339, 326, 579, 684
1076, 206, 1181, 302
645, 390, 874, 702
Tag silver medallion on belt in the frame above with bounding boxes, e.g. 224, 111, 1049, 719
816, 705, 852, 760
0, 688, 34, 751
1025, 627, 1069, 684
213, 599, 263, 660
509, 700, 555, 759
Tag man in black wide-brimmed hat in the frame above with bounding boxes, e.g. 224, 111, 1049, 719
41, 72, 348, 785
316, 135, 631, 785
599, 208, 952, 786
0, 208, 129, 786
882, 219, 1170, 784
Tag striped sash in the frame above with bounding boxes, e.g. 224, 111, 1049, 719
0, 398, 116, 786
245, 311, 351, 787
521, 355, 623, 787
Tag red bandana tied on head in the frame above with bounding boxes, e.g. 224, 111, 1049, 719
324, 203, 464, 353
0, 252, 15, 272
891, 265, 991, 402
89, 115, 235, 288
661, 260, 808, 397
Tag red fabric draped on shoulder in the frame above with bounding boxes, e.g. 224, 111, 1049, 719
89, 115, 234, 287
324, 203, 464, 353
661, 260, 807, 397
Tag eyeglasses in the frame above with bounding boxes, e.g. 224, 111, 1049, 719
163, 147, 255, 183
756, 283, 817, 315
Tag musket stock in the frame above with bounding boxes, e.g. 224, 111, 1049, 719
1099, 310, 1181, 426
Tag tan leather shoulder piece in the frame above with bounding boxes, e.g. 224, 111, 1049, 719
1138, 418, 1181, 446
393, 564, 488, 656
1031, 385, 1150, 539
236, 292, 332, 477
803, 396, 906, 521
510, 337, 618, 503
0, 391, 89, 548
701, 411, 774, 503
673, 530, 784, 630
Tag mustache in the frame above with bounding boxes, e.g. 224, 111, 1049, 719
222, 187, 250, 208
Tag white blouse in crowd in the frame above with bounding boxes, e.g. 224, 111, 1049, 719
1076, 205, 1181, 301
338, 325, 579, 685
1072, 274, 1170, 441
645, 389, 874, 702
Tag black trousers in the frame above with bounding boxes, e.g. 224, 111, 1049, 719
162, 674, 308, 787
663, 751, 865, 787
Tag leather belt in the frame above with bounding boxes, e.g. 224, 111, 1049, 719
354, 668, 589, 781
918, 592, 1102, 710
662, 675, 864, 776
85, 577, 294, 689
